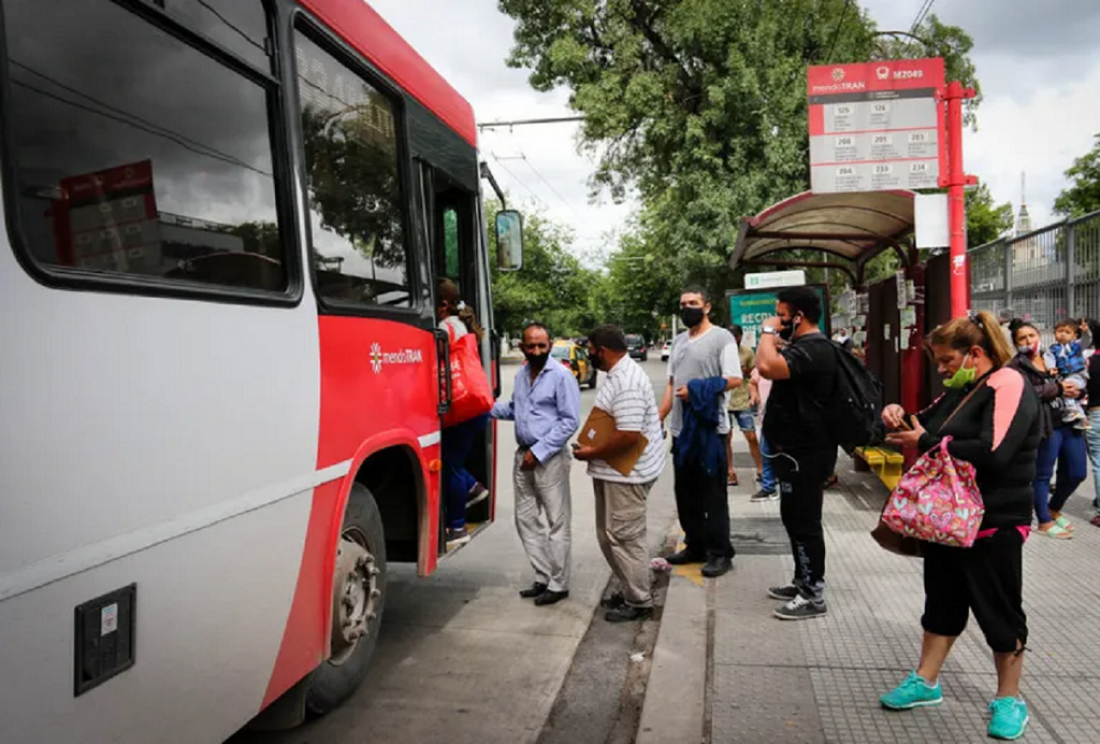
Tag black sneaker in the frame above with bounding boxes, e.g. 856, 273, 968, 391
701, 555, 733, 578
666, 547, 705, 565
767, 585, 800, 601
467, 483, 490, 508
445, 526, 470, 545
605, 604, 653, 623
773, 595, 827, 621
600, 592, 625, 609
750, 489, 778, 502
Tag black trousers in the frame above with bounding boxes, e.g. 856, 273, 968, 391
923, 528, 1027, 653
672, 440, 734, 559
773, 447, 837, 600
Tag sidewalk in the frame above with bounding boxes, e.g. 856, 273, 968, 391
639, 447, 1100, 744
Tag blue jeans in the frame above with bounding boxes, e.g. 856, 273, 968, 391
1087, 410, 1100, 510
442, 414, 489, 530
760, 433, 777, 493
1033, 425, 1089, 524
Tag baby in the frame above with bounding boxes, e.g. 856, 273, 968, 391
1044, 319, 1089, 430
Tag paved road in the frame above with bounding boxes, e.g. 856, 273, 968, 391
231, 356, 676, 744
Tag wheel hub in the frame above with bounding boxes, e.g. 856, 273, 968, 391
330, 530, 380, 665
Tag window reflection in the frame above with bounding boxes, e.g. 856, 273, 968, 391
294, 30, 411, 308
157, 0, 271, 69
5, 0, 287, 292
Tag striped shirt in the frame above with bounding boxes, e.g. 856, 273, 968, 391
586, 356, 666, 484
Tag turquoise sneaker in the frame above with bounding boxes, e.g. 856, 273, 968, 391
988, 697, 1029, 740
880, 671, 943, 710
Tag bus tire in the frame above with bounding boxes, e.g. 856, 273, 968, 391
305, 482, 387, 717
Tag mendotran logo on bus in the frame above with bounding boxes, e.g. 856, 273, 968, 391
370, 343, 424, 374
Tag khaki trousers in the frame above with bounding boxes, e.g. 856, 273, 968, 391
514, 449, 572, 592
593, 479, 653, 608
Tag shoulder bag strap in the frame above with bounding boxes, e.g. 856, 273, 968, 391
939, 378, 988, 432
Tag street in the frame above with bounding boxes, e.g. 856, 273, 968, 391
231, 357, 677, 744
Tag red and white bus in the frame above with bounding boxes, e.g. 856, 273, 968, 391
0, 1, 519, 740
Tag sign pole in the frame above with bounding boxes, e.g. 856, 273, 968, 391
940, 81, 977, 318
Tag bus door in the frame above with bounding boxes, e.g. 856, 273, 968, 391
421, 164, 496, 547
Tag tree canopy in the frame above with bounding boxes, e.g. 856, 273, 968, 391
966, 183, 1014, 248
1054, 133, 1100, 218
499, 0, 981, 308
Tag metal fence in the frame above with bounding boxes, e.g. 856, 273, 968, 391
969, 209, 1100, 340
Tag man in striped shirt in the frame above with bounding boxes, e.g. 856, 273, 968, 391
574, 325, 665, 622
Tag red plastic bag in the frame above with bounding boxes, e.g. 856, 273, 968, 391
443, 330, 493, 427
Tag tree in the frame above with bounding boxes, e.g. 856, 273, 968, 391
499, 1, 981, 300
966, 183, 1014, 248
1054, 133, 1100, 218
486, 199, 603, 338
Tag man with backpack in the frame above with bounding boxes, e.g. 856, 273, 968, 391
756, 287, 840, 621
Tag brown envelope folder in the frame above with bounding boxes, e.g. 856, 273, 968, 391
577, 407, 648, 477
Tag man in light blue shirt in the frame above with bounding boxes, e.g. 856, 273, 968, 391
492, 322, 581, 606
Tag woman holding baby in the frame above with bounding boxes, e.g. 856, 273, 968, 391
1008, 319, 1088, 538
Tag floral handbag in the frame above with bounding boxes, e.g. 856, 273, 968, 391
880, 436, 985, 548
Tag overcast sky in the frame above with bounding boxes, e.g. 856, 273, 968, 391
369, 0, 1100, 258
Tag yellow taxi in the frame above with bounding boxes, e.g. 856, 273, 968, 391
551, 340, 597, 388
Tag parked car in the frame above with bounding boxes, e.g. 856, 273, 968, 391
552, 340, 597, 388
625, 334, 648, 362
661, 341, 671, 361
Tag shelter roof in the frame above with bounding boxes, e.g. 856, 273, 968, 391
730, 190, 917, 269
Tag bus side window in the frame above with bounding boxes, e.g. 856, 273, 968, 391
2, 0, 289, 294
293, 28, 412, 310
443, 207, 460, 281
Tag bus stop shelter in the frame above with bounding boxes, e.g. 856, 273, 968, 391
729, 189, 952, 476
729, 190, 919, 288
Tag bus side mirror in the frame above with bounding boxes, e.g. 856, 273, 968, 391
495, 210, 524, 272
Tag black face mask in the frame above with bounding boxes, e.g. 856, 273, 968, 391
680, 307, 705, 328
524, 350, 550, 369
778, 315, 799, 341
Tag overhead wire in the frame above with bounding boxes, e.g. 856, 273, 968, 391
488, 151, 549, 211
195, 0, 267, 54
825, 0, 854, 64
11, 79, 272, 177
10, 61, 265, 176
909, 0, 936, 34
520, 154, 583, 221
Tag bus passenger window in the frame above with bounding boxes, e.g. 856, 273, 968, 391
294, 30, 411, 309
443, 207, 460, 280
2, 0, 288, 294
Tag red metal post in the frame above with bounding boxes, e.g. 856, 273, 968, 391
940, 81, 978, 318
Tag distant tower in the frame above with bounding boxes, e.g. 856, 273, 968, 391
1015, 172, 1032, 236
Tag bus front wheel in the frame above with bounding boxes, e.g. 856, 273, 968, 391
305, 482, 387, 716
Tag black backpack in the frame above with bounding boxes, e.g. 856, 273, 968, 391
829, 341, 884, 449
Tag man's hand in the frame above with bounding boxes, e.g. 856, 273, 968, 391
881, 404, 907, 429
884, 416, 926, 447
572, 445, 597, 462
675, 385, 689, 401
1063, 380, 1082, 399
762, 316, 784, 331
521, 450, 538, 471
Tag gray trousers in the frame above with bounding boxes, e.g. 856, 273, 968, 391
593, 479, 653, 608
514, 448, 572, 592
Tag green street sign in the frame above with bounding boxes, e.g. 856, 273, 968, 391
726, 286, 830, 347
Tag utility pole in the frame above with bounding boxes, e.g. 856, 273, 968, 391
941, 81, 977, 318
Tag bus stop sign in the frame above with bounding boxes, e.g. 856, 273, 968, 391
807, 58, 945, 193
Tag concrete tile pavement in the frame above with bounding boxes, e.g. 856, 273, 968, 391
640, 445, 1100, 743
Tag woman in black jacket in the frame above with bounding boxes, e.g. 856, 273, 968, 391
877, 311, 1040, 741
1008, 319, 1086, 538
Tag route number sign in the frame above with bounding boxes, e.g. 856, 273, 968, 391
807, 58, 946, 193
